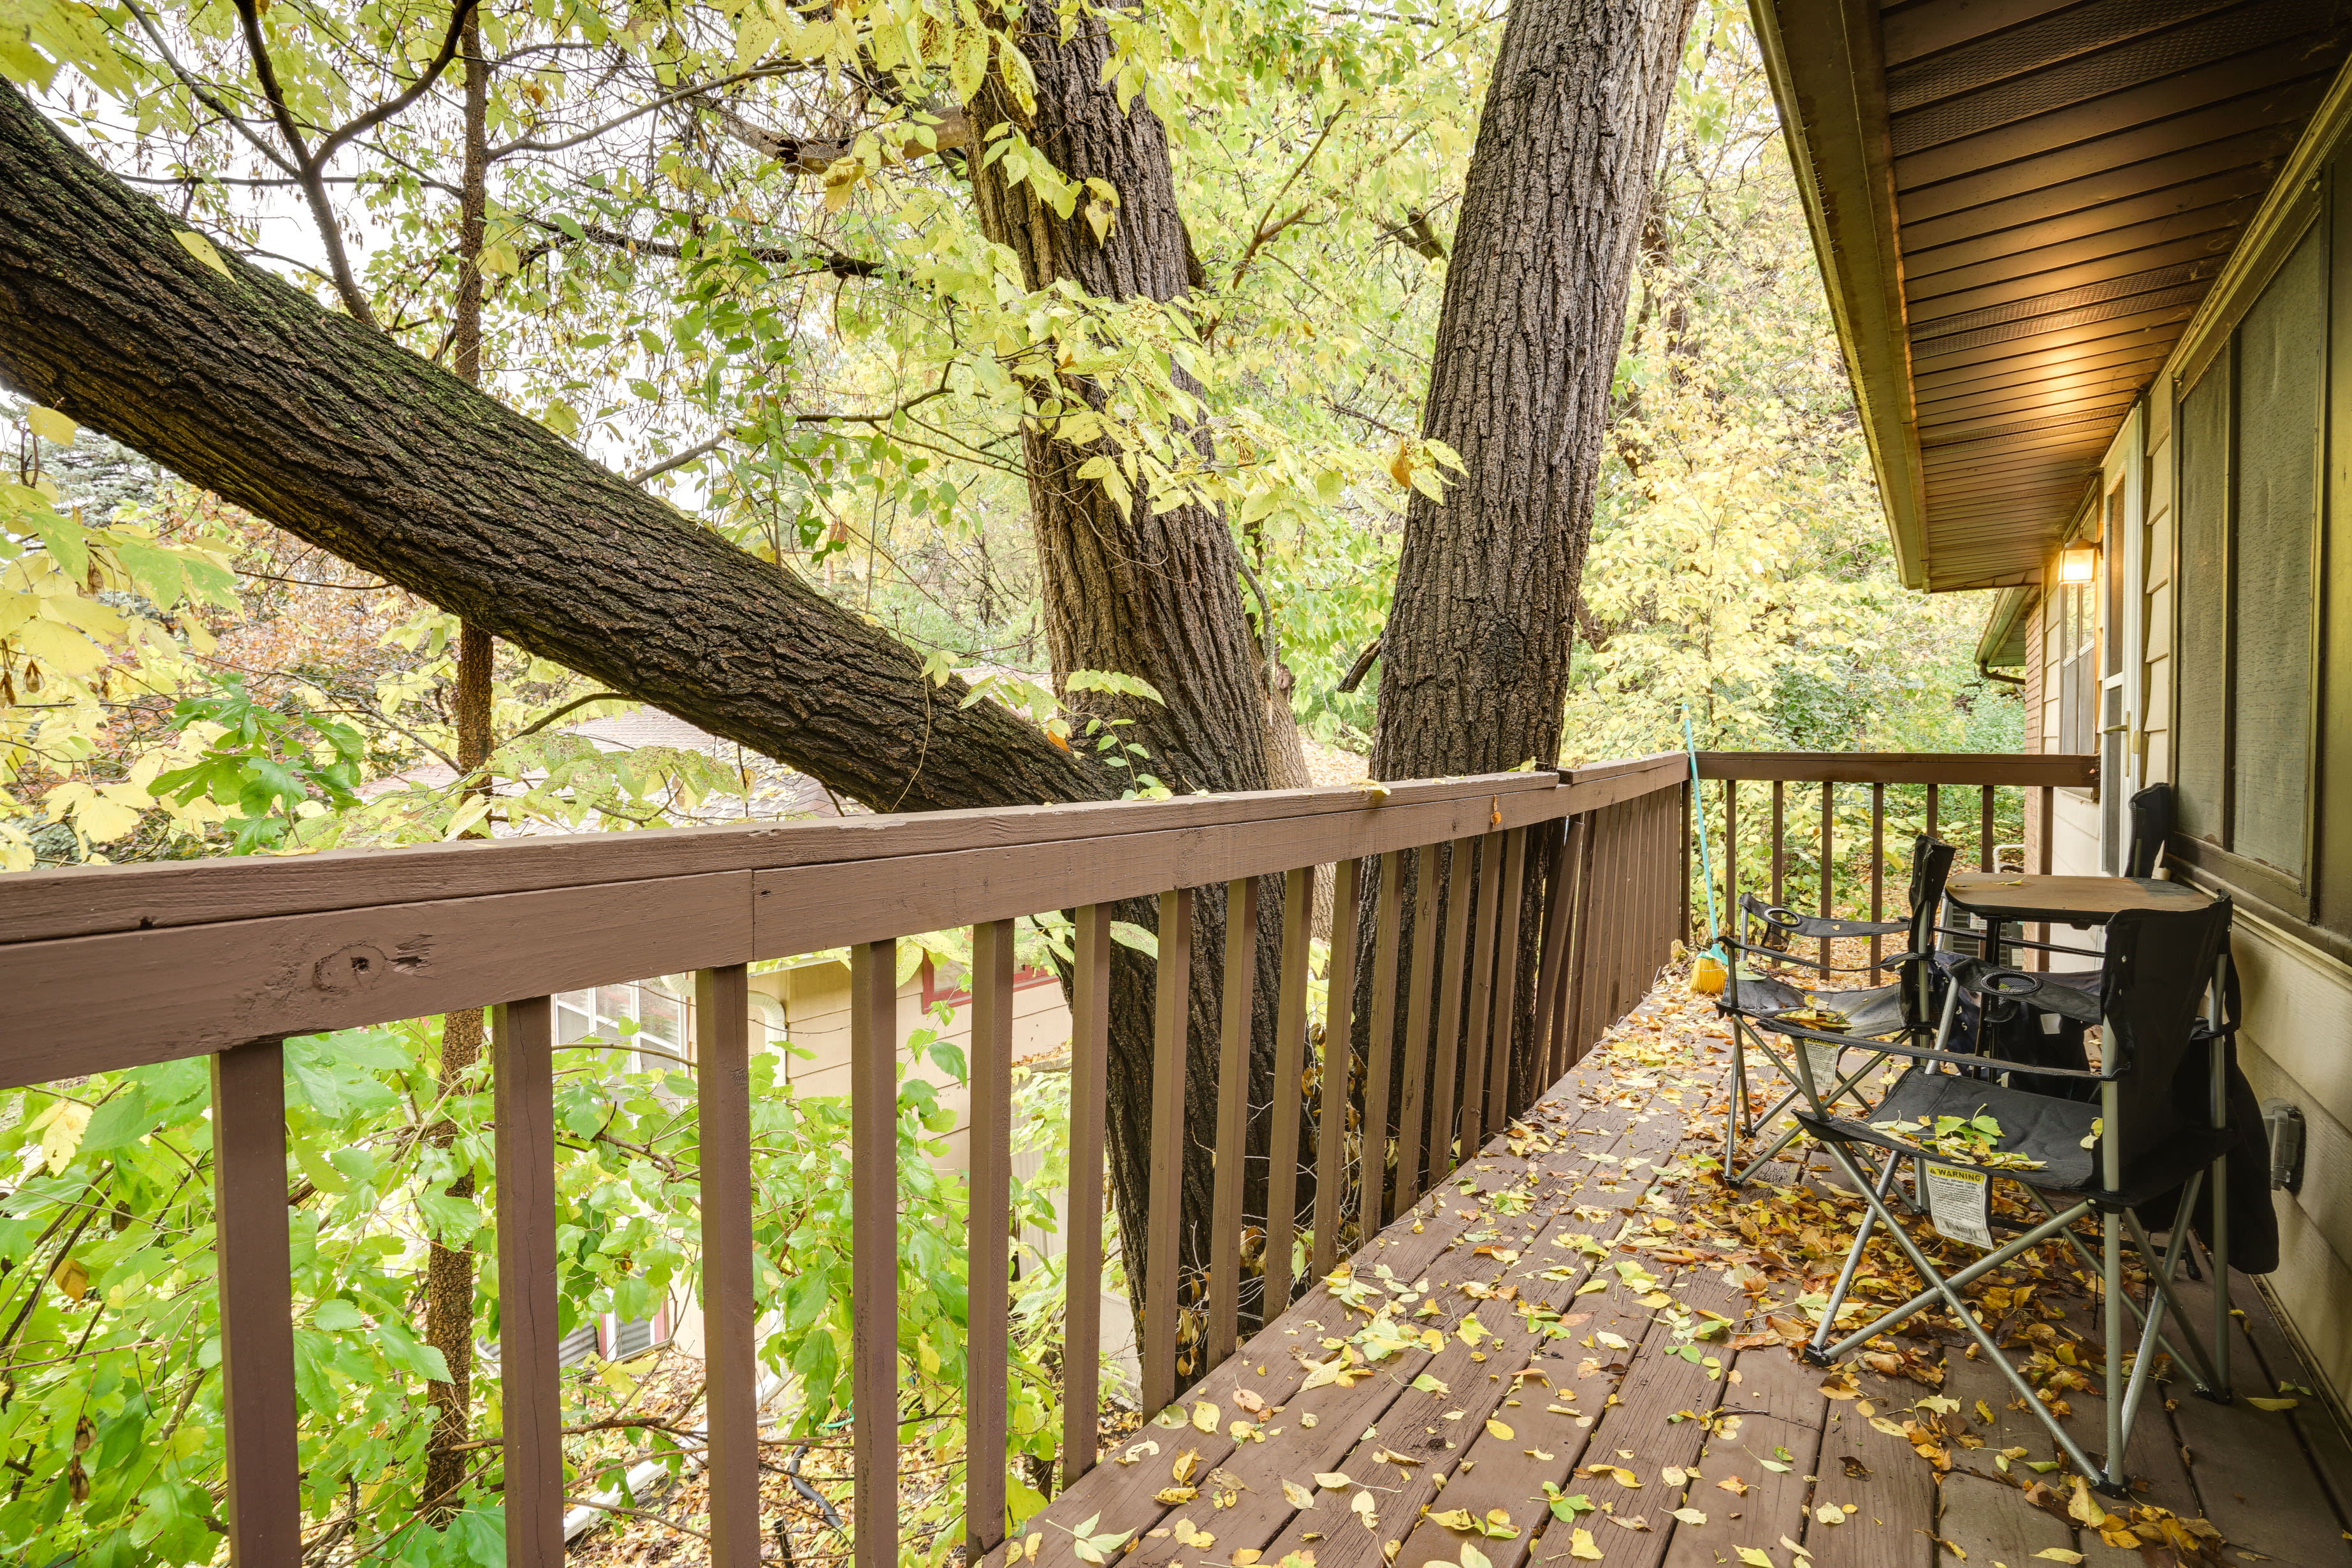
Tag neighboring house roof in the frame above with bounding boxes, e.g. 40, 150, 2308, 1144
1749, 0, 2352, 592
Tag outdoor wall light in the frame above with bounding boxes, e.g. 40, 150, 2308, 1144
2058, 545, 2098, 583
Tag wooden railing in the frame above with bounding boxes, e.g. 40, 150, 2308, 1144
0, 748, 2071, 1565
1691, 751, 2099, 970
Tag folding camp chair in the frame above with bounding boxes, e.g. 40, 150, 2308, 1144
1790, 897, 2243, 1495
1717, 836, 1957, 1186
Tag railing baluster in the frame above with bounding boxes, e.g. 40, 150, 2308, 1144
1141, 892, 1190, 1416
1680, 777, 1693, 950
1209, 878, 1256, 1365
968, 919, 1017, 1550
848, 940, 898, 1568
1925, 781, 1940, 843
1818, 781, 1835, 975
1460, 831, 1505, 1153
1979, 783, 1996, 874
212, 1036, 301, 1568
1870, 781, 1886, 971
695, 966, 759, 1568
1487, 827, 1528, 1128
1428, 839, 1475, 1178
1560, 811, 1596, 1068
1363, 853, 1404, 1231
1395, 844, 1441, 1207
1723, 779, 1739, 929
1265, 868, 1314, 1314
493, 996, 562, 1568
2036, 783, 2056, 971
1313, 859, 1361, 1278
1771, 780, 1786, 909
1529, 819, 1574, 1086
1064, 904, 1111, 1481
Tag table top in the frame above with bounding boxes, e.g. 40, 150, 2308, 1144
1945, 871, 2214, 925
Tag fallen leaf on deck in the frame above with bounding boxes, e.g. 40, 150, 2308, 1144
1668, 1507, 1707, 1525
1485, 1418, 1513, 1441
1193, 1401, 1220, 1432
1283, 1481, 1316, 1508
1567, 1527, 1602, 1560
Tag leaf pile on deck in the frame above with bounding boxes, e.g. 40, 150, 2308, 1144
1029, 969, 2242, 1568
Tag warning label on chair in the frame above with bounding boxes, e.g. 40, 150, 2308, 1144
1923, 1162, 1993, 1249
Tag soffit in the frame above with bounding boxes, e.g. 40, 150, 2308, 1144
1753, 0, 2352, 590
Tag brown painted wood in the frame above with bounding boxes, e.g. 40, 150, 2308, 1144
695, 966, 759, 1568
1723, 779, 1739, 930
1395, 844, 1442, 1206
1926, 780, 1940, 845
1980, 783, 1996, 872
1819, 780, 1836, 972
1209, 877, 1256, 1365
1428, 838, 1476, 1179
1528, 817, 1576, 1084
1560, 811, 1597, 1066
968, 918, 1017, 1548
1771, 780, 1787, 908
1140, 892, 1189, 1419
1694, 750, 2094, 786
0, 769, 1563, 943
493, 997, 562, 1568
1363, 852, 1404, 1232
1945, 872, 2216, 924
2038, 783, 2055, 970
1680, 776, 1692, 949
212, 1038, 301, 1568
1558, 753, 1689, 812
1313, 858, 1361, 1278
848, 940, 899, 1568
1870, 780, 1887, 969
1457, 833, 1504, 1155
1064, 904, 1112, 1483
1263, 867, 1314, 1315
1486, 827, 1527, 1127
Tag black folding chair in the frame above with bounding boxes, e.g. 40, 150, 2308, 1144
1717, 836, 1956, 1186
1790, 897, 2242, 1496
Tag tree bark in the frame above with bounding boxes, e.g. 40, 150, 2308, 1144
1365, 0, 1692, 1111
422, 18, 494, 1515
963, 11, 1309, 1356
0, 80, 1107, 817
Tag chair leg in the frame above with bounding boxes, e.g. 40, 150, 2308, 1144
1805, 1147, 1903, 1363
2210, 1149, 2232, 1401
2122, 1193, 2221, 1395
2103, 1208, 2127, 1494
2026, 1186, 2200, 1379
1817, 1143, 2112, 1483
1825, 1191, 2092, 1360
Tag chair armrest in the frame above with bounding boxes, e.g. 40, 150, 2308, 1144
1755, 1016, 2105, 1080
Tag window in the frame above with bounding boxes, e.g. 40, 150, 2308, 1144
556, 980, 686, 1074
2174, 222, 2323, 893
2056, 578, 2097, 759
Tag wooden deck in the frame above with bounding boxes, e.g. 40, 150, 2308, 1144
1027, 980, 2352, 1568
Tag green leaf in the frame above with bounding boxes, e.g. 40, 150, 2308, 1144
79, 1085, 150, 1154
314, 1298, 365, 1332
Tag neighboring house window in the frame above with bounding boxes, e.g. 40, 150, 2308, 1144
555, 981, 686, 1074
558, 1323, 600, 1368
2174, 221, 2323, 895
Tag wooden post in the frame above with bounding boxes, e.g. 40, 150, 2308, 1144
1209, 877, 1256, 1365
1396, 845, 1441, 1207
968, 919, 1017, 1548
1459, 832, 1505, 1155
212, 1037, 301, 1568
1313, 860, 1361, 1279
696, 966, 759, 1568
1818, 781, 1835, 975
2037, 783, 2055, 971
1362, 854, 1404, 1231
1723, 780, 1738, 937
1428, 839, 1475, 1179
1264, 867, 1315, 1313
1141, 892, 1190, 1416
493, 996, 562, 1568
1771, 780, 1785, 909
1063, 904, 1111, 1482
1869, 782, 1886, 972
848, 941, 899, 1567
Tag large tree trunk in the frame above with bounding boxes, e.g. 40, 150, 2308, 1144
1363, 0, 1692, 1124
0, 82, 1101, 816
961, 10, 1312, 1372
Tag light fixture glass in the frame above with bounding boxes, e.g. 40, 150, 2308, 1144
2058, 545, 2098, 583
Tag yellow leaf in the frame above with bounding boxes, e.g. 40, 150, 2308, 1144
174, 229, 232, 277
1192, 1401, 1219, 1432
1815, 1505, 1845, 1525
2066, 1480, 2103, 1527
1485, 1418, 1513, 1441
24, 407, 75, 446
1283, 1481, 1315, 1508
1235, 1552, 1262, 1566
1314, 1473, 1351, 1488
1388, 442, 1414, 488
1154, 1487, 1199, 1505
1428, 1509, 1476, 1532
32, 1100, 89, 1175
1173, 1449, 1200, 1483
2031, 1553, 2084, 1564
50, 1256, 87, 1301
1668, 1508, 1706, 1525
2247, 1396, 2300, 1412
1736, 1551, 1774, 1568
1569, 1527, 1602, 1560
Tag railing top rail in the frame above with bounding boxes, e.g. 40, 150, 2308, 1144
1, 769, 1565, 947
1694, 751, 2096, 787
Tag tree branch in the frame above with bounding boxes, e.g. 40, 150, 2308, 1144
488, 63, 818, 159
230, 0, 379, 326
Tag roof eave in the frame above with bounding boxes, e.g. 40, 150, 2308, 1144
1748, 0, 1929, 592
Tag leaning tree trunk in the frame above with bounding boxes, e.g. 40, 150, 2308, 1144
0, 81, 1102, 815
961, 10, 1308, 1368
1364, 0, 1694, 1124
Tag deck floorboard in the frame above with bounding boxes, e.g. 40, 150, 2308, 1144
1021, 980, 2352, 1568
